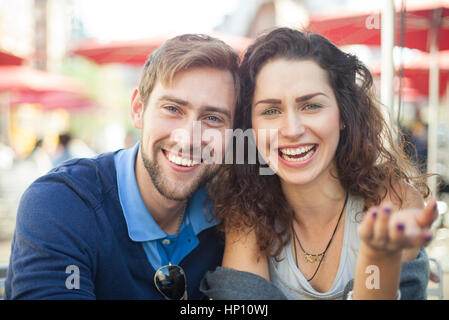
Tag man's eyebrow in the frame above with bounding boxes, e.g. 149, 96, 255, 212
158, 95, 231, 119
157, 95, 189, 106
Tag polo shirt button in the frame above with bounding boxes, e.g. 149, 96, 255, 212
162, 239, 171, 245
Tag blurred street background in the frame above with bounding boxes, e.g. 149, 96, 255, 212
0, 0, 448, 299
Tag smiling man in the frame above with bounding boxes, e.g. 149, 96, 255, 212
5, 34, 239, 299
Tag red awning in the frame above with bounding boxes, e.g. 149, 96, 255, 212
9, 90, 95, 111
0, 50, 24, 66
0, 65, 85, 92
71, 32, 254, 65
370, 50, 449, 97
307, 0, 449, 51
0, 66, 95, 110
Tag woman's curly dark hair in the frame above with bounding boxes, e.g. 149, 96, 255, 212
208, 28, 431, 258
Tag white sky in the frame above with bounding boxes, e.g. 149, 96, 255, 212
74, 0, 240, 41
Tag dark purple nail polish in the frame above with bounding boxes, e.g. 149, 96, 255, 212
425, 234, 432, 242
397, 223, 405, 231
384, 207, 392, 215
372, 211, 377, 218
434, 203, 438, 213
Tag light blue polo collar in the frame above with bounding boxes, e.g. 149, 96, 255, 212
114, 142, 218, 242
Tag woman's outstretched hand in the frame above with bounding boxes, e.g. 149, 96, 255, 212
358, 198, 438, 257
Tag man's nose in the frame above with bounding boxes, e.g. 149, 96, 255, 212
170, 118, 202, 154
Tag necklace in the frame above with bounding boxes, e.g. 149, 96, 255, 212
291, 192, 348, 282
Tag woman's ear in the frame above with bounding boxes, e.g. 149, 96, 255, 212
131, 89, 144, 130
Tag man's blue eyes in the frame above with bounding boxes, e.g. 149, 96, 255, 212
206, 116, 221, 122
164, 106, 222, 122
165, 105, 179, 113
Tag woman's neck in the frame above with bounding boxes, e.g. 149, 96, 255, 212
281, 174, 347, 230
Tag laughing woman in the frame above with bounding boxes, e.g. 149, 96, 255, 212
202, 28, 437, 300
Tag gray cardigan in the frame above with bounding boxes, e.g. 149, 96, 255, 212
200, 248, 430, 300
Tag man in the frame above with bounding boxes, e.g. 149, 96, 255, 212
5, 34, 239, 299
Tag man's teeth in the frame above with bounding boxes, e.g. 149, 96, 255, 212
280, 145, 315, 162
168, 153, 199, 167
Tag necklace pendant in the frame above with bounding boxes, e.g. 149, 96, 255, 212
304, 253, 323, 263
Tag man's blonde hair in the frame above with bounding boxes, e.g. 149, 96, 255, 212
138, 34, 240, 108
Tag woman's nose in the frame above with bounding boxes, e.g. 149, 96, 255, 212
279, 113, 305, 140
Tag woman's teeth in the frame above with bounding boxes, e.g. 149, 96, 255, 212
168, 153, 199, 167
279, 145, 316, 162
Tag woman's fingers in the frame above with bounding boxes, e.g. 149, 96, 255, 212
388, 220, 407, 248
359, 201, 435, 252
390, 210, 433, 249
373, 203, 392, 246
358, 206, 377, 241
415, 198, 438, 229
392, 198, 436, 249
406, 228, 432, 248
359, 203, 395, 249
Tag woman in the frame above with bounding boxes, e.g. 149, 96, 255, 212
202, 28, 437, 300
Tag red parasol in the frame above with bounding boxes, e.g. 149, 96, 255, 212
9, 90, 95, 110
370, 50, 449, 97
0, 50, 24, 66
71, 32, 254, 65
0, 66, 95, 110
307, 0, 449, 51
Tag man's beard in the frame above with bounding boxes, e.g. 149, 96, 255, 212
141, 142, 220, 201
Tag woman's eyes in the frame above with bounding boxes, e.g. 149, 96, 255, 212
303, 103, 322, 111
261, 103, 322, 115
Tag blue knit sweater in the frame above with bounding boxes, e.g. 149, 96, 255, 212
5, 152, 224, 299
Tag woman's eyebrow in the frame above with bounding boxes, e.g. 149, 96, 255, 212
254, 93, 328, 107
254, 98, 282, 107
295, 92, 328, 103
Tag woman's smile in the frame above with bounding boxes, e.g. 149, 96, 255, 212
277, 144, 318, 167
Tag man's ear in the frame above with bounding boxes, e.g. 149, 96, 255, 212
131, 89, 144, 130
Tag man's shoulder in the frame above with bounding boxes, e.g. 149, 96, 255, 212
26, 151, 119, 209
50, 150, 117, 177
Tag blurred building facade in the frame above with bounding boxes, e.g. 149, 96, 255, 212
216, 0, 308, 37
215, 0, 368, 38
0, 0, 79, 72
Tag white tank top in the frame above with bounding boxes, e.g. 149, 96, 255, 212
268, 193, 365, 300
